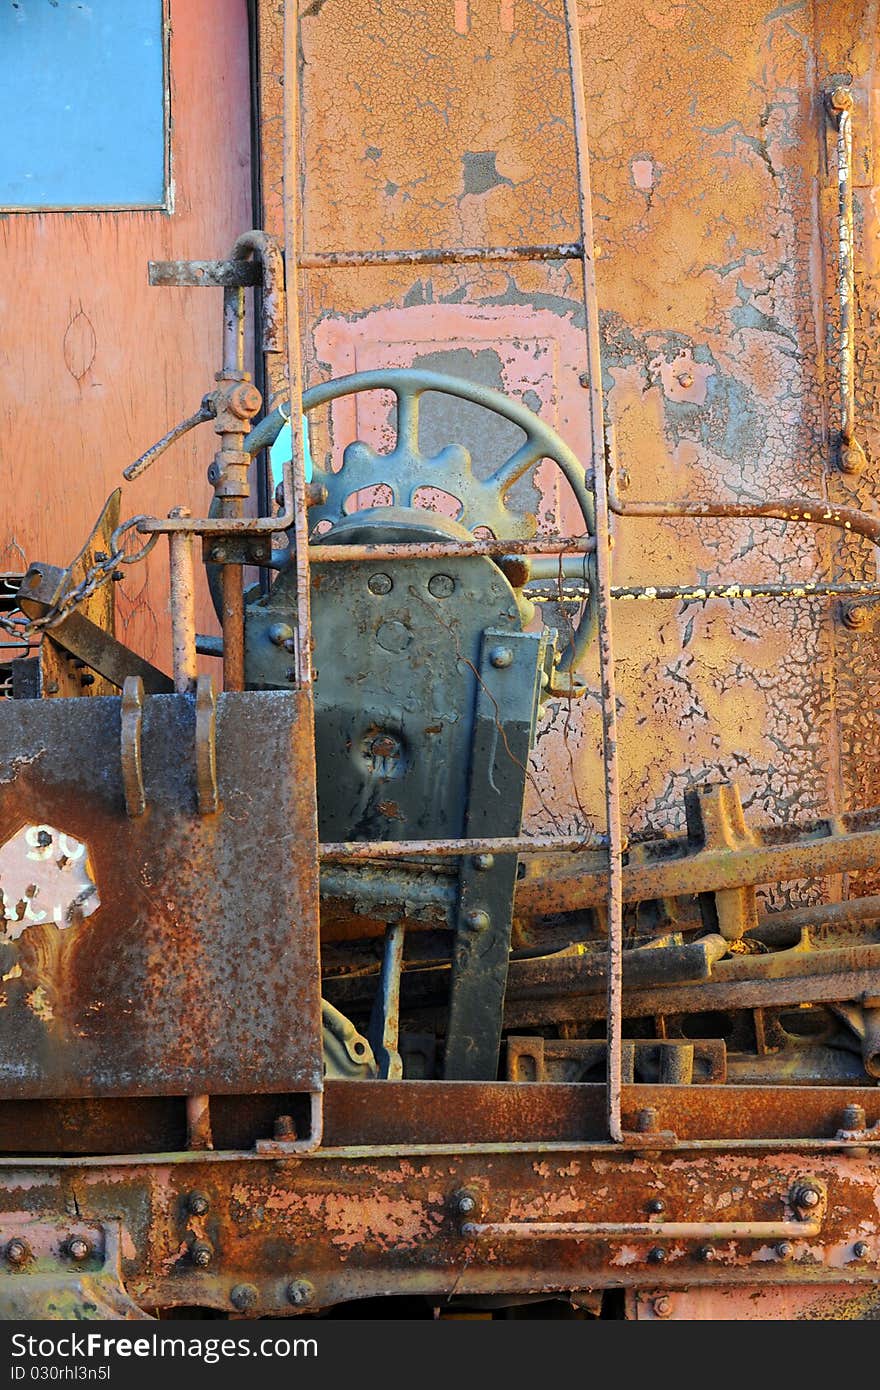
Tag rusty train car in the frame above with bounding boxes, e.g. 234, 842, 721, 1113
2, 0, 880, 1320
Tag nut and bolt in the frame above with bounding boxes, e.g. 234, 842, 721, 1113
677, 371, 694, 389
455, 1192, 477, 1215
274, 1114, 297, 1141
427, 573, 455, 599
841, 602, 872, 632
186, 1191, 210, 1216
646, 1198, 665, 1215
472, 853, 495, 871
828, 84, 854, 113
647, 1246, 666, 1264
230, 1283, 259, 1312
637, 1106, 659, 1134
652, 1295, 673, 1318
5, 1239, 29, 1267
697, 1245, 716, 1263
191, 1241, 213, 1268
66, 1236, 91, 1263
210, 545, 227, 563
370, 733, 400, 759
268, 622, 295, 648
286, 1279, 314, 1307
463, 909, 491, 932
489, 645, 514, 669
854, 1241, 869, 1259
790, 1181, 823, 1212
776, 1241, 793, 1259
842, 1103, 867, 1131
368, 573, 393, 596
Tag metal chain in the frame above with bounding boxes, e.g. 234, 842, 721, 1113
0, 518, 160, 642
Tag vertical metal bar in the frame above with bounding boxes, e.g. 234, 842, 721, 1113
563, 0, 625, 1142
828, 85, 865, 475
219, 283, 248, 692
167, 509, 197, 695
283, 1, 313, 687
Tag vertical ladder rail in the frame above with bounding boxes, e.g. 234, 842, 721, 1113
563, 0, 625, 1142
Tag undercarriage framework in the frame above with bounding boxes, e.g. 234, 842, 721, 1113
3, 0, 880, 1320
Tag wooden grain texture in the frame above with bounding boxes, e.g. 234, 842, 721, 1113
0, 0, 252, 670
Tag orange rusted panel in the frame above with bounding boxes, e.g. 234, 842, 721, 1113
256, 0, 880, 911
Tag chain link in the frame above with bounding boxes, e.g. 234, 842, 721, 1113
0, 518, 160, 643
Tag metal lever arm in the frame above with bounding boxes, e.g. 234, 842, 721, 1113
123, 395, 217, 482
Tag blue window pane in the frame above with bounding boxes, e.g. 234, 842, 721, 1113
1, 0, 166, 209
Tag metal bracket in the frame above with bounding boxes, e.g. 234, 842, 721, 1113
443, 628, 547, 1080
0, 1218, 148, 1321
120, 676, 146, 818
684, 782, 757, 941
368, 923, 405, 1080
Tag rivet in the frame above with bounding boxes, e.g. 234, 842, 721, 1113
697, 1245, 716, 1263
66, 1236, 91, 1263
287, 1279, 314, 1307
368, 573, 393, 596
268, 622, 295, 647
191, 1241, 213, 1268
776, 1241, 793, 1259
677, 372, 694, 389
854, 1241, 869, 1259
5, 1239, 29, 1267
489, 646, 514, 669
647, 1246, 666, 1264
463, 909, 490, 932
230, 1283, 258, 1311
187, 1191, 210, 1216
646, 1198, 664, 1215
427, 574, 455, 599
210, 546, 227, 563
472, 854, 495, 871
455, 1192, 476, 1215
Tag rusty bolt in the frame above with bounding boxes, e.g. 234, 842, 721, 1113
464, 909, 490, 932
637, 1106, 659, 1134
5, 1239, 29, 1267
489, 646, 514, 669
776, 1241, 793, 1259
455, 1192, 476, 1216
186, 1191, 210, 1216
697, 1245, 716, 1263
647, 1246, 666, 1264
287, 1280, 314, 1307
370, 733, 400, 759
842, 1103, 867, 1131
79, 673, 95, 687
66, 1236, 91, 1263
790, 1181, 823, 1213
274, 1114, 297, 1141
652, 1295, 673, 1318
578, 371, 590, 389
228, 383, 263, 420
828, 84, 854, 113
647, 1198, 665, 1215
854, 1241, 869, 1259
210, 546, 227, 564
191, 1241, 213, 1268
230, 1283, 259, 1312
368, 573, 393, 596
677, 372, 694, 389
472, 853, 495, 871
427, 573, 455, 599
841, 602, 872, 632
268, 622, 295, 647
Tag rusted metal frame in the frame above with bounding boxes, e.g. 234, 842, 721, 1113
308, 535, 594, 562
827, 85, 866, 474
168, 510, 197, 696
368, 924, 405, 1080
610, 581, 880, 600
514, 816, 880, 919
298, 243, 584, 268
563, 0, 624, 1142
607, 445, 880, 540
462, 1219, 822, 1241
320, 833, 606, 861
120, 677, 146, 818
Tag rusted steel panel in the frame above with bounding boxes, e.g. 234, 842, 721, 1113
0, 691, 322, 1098
1, 1137, 879, 1316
